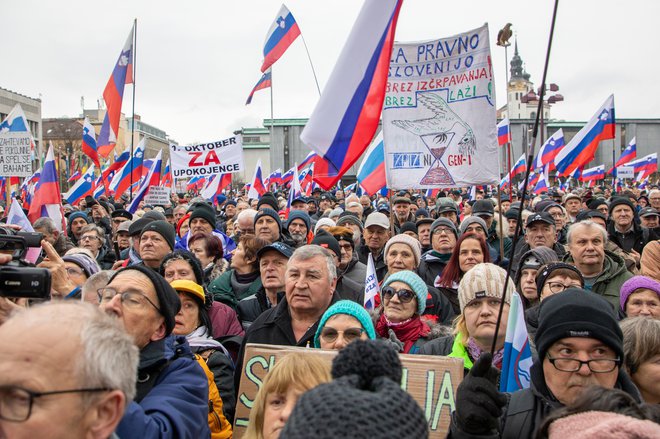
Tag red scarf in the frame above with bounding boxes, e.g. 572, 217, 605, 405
376, 314, 430, 354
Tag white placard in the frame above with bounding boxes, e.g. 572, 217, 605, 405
170, 135, 244, 178
616, 165, 634, 179
144, 186, 171, 205
0, 132, 32, 177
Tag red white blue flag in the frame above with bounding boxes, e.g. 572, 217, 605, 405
64, 165, 96, 205
261, 4, 301, 73
297, 151, 318, 171
28, 143, 64, 229
246, 69, 272, 105
201, 173, 232, 202
160, 158, 172, 188
247, 159, 267, 199
497, 118, 511, 146
555, 95, 615, 177
510, 154, 527, 178
356, 131, 386, 195
127, 150, 162, 213
109, 139, 144, 196
534, 129, 564, 171
97, 26, 134, 158
500, 292, 533, 392
364, 253, 380, 310
81, 116, 100, 167
580, 164, 605, 182
68, 170, 81, 183
608, 137, 637, 174
301, 0, 403, 190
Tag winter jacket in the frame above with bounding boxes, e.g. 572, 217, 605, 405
357, 244, 387, 281
563, 250, 633, 309
175, 229, 236, 261
53, 234, 75, 256
487, 221, 513, 262
375, 315, 451, 354
336, 272, 364, 304
208, 301, 245, 339
510, 242, 566, 281
448, 359, 642, 439
116, 335, 211, 439
341, 254, 367, 287
208, 269, 263, 310
96, 246, 116, 270
194, 355, 232, 438
196, 347, 236, 425
418, 334, 475, 376
202, 259, 229, 286
234, 293, 341, 394
513, 246, 561, 308
237, 289, 284, 330
607, 221, 655, 255
417, 250, 450, 287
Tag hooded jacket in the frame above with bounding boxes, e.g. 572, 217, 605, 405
514, 246, 560, 308
417, 249, 451, 287
237, 288, 285, 330
448, 359, 642, 439
510, 242, 566, 281
116, 335, 211, 438
563, 250, 633, 309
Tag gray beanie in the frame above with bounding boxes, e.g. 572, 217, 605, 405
459, 216, 488, 235
430, 217, 458, 238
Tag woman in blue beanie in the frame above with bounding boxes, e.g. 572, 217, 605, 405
314, 300, 376, 350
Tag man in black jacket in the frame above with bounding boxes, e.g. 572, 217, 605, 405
449, 289, 641, 438
607, 197, 654, 263
234, 245, 340, 391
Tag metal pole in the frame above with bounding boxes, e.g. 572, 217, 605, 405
129, 18, 137, 202
504, 44, 513, 198
299, 32, 321, 97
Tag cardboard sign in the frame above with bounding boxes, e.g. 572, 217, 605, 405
143, 186, 171, 205
382, 24, 499, 189
616, 165, 634, 179
234, 344, 464, 438
0, 132, 32, 177
170, 135, 244, 178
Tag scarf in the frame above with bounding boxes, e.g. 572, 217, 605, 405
231, 270, 259, 299
467, 337, 504, 369
376, 313, 430, 354
186, 326, 224, 351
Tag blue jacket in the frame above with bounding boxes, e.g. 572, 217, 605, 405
175, 229, 236, 261
116, 335, 211, 439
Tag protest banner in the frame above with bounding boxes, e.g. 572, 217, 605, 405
143, 186, 171, 205
170, 135, 244, 178
616, 165, 634, 179
0, 131, 32, 177
382, 24, 499, 189
234, 344, 464, 438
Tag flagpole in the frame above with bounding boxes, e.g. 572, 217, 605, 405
129, 18, 137, 203
270, 68, 275, 176
491, 0, 560, 356
298, 32, 321, 97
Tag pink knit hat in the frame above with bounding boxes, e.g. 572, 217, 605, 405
548, 411, 660, 439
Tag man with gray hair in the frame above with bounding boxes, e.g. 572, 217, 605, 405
33, 216, 74, 256
0, 301, 139, 439
234, 245, 341, 383
232, 208, 257, 241
564, 220, 633, 308
81, 270, 115, 305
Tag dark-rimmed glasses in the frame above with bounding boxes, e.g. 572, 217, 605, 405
381, 286, 416, 303
97, 288, 161, 313
320, 327, 365, 343
0, 385, 110, 422
546, 355, 620, 373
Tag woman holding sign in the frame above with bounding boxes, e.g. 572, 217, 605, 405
418, 263, 512, 375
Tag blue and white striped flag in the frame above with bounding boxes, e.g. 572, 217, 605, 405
364, 253, 380, 310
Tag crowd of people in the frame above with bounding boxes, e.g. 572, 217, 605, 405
0, 184, 659, 438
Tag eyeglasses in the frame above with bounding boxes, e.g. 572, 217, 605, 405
320, 327, 365, 343
97, 288, 161, 313
0, 385, 110, 422
545, 281, 581, 294
546, 355, 620, 373
381, 286, 416, 303
65, 267, 84, 276
434, 227, 453, 235
80, 235, 100, 242
549, 212, 564, 218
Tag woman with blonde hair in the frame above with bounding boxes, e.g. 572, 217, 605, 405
243, 352, 331, 439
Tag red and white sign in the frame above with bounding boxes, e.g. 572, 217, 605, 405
170, 135, 244, 178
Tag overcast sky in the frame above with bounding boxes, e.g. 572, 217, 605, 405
2, 0, 658, 146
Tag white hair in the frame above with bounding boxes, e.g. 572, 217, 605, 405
567, 220, 608, 245
237, 208, 258, 223
289, 244, 337, 280
81, 270, 115, 303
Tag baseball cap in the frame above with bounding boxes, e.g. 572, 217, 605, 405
257, 241, 295, 259
639, 207, 659, 218
472, 199, 495, 217
364, 212, 390, 229
525, 212, 555, 228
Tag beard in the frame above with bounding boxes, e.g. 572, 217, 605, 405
291, 231, 306, 245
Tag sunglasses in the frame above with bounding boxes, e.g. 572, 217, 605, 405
381, 286, 416, 303
320, 327, 365, 343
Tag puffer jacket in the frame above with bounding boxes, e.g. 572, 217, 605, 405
563, 250, 633, 309
116, 335, 211, 438
448, 359, 642, 438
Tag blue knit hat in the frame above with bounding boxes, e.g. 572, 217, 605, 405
314, 300, 376, 347
382, 270, 427, 315
287, 210, 311, 232
68, 211, 90, 225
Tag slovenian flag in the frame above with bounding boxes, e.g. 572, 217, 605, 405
533, 166, 549, 194
580, 164, 605, 182
356, 131, 386, 195
364, 253, 380, 310
300, 0, 403, 190
246, 69, 272, 105
65, 165, 96, 205
497, 118, 511, 146
247, 159, 267, 199
108, 139, 145, 196
97, 25, 134, 158
297, 151, 318, 170
128, 150, 162, 213
500, 292, 533, 392
534, 129, 564, 171
555, 95, 615, 177
27, 143, 64, 230
510, 153, 527, 178
81, 116, 100, 167
608, 137, 636, 174
261, 4, 301, 73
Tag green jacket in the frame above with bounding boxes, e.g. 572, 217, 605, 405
207, 270, 262, 310
449, 334, 473, 370
563, 250, 633, 310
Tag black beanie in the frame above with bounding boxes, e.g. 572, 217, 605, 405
141, 220, 176, 250
280, 340, 428, 439
254, 208, 282, 232
257, 193, 279, 211
587, 198, 608, 211
311, 230, 341, 259
189, 203, 217, 230
110, 265, 181, 336
536, 288, 623, 363
608, 197, 635, 216
535, 262, 584, 294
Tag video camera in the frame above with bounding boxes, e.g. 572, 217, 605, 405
0, 227, 51, 299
